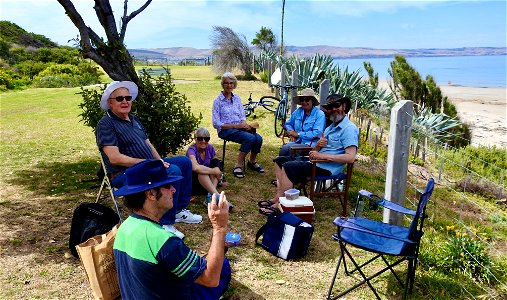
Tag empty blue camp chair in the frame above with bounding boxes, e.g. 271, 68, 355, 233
327, 178, 435, 300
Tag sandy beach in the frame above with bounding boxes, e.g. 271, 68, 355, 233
440, 85, 506, 148
378, 81, 506, 148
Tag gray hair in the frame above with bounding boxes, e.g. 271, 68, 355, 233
194, 127, 210, 137
221, 72, 237, 88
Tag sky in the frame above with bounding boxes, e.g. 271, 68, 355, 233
1, 0, 506, 50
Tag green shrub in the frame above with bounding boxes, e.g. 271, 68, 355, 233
236, 74, 257, 81
259, 70, 268, 83
32, 63, 101, 88
0, 67, 30, 90
14, 60, 50, 78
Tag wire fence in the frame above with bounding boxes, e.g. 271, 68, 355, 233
349, 109, 507, 299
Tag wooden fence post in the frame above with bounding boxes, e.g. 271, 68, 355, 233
422, 137, 427, 162
499, 170, 505, 200
278, 65, 286, 99
290, 69, 299, 113
319, 79, 330, 108
384, 100, 413, 225
366, 119, 371, 143
438, 157, 444, 183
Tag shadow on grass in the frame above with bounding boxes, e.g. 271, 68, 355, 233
6, 158, 101, 196
223, 278, 266, 300
0, 158, 104, 262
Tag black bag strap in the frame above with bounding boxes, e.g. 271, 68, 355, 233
255, 223, 267, 246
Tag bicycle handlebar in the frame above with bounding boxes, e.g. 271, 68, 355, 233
271, 84, 304, 90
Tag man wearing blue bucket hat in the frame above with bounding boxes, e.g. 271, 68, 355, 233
96, 81, 201, 239
113, 159, 231, 300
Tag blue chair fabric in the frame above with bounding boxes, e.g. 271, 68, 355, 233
327, 178, 435, 300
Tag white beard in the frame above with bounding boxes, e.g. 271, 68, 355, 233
330, 113, 345, 124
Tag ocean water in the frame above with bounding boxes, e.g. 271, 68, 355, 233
333, 55, 506, 88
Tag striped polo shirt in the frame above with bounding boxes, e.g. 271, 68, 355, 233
113, 214, 206, 299
96, 110, 154, 175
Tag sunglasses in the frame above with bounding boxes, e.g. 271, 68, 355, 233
301, 98, 313, 103
109, 95, 133, 102
196, 136, 210, 142
326, 102, 343, 109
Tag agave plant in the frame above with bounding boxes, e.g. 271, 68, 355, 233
283, 54, 335, 90
412, 105, 461, 142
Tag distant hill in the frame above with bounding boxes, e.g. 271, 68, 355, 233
129, 45, 506, 61
0, 21, 57, 49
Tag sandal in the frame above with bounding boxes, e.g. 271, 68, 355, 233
247, 161, 265, 173
232, 166, 245, 178
258, 199, 275, 208
270, 179, 278, 187
259, 206, 281, 216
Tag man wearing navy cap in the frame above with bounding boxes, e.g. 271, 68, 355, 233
96, 81, 201, 239
113, 159, 231, 300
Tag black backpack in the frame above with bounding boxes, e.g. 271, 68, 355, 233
69, 202, 120, 258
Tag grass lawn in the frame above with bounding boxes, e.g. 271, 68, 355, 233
0, 66, 505, 299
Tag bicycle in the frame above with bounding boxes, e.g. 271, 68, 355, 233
271, 84, 303, 138
243, 92, 278, 118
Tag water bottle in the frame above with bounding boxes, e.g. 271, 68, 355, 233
204, 193, 213, 205
355, 198, 364, 216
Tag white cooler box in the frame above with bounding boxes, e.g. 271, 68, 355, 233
279, 196, 315, 224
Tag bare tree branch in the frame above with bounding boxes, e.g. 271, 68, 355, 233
93, 0, 120, 43
120, 0, 153, 41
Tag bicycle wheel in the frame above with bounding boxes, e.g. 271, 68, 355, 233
274, 100, 287, 137
259, 96, 279, 113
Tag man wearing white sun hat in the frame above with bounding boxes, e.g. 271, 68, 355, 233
96, 81, 202, 239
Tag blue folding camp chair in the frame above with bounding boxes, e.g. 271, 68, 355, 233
327, 178, 435, 300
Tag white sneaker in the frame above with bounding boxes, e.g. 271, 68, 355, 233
175, 209, 203, 224
162, 224, 185, 239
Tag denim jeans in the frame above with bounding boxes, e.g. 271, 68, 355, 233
218, 128, 263, 154
191, 258, 231, 299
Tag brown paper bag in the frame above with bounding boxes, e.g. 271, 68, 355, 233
76, 224, 120, 300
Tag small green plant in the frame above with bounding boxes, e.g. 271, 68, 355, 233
259, 70, 268, 83
441, 225, 493, 284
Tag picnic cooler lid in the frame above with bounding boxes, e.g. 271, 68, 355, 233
279, 196, 314, 212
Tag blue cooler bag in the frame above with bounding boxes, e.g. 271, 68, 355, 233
255, 212, 314, 260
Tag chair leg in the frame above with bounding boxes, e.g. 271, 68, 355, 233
221, 140, 227, 172
108, 188, 123, 224
339, 242, 383, 300
327, 251, 345, 300
96, 177, 107, 203
380, 255, 405, 287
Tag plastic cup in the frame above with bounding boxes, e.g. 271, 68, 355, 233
225, 232, 241, 247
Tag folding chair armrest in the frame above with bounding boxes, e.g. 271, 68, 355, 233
358, 190, 416, 216
310, 158, 327, 163
377, 199, 416, 216
334, 217, 416, 244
